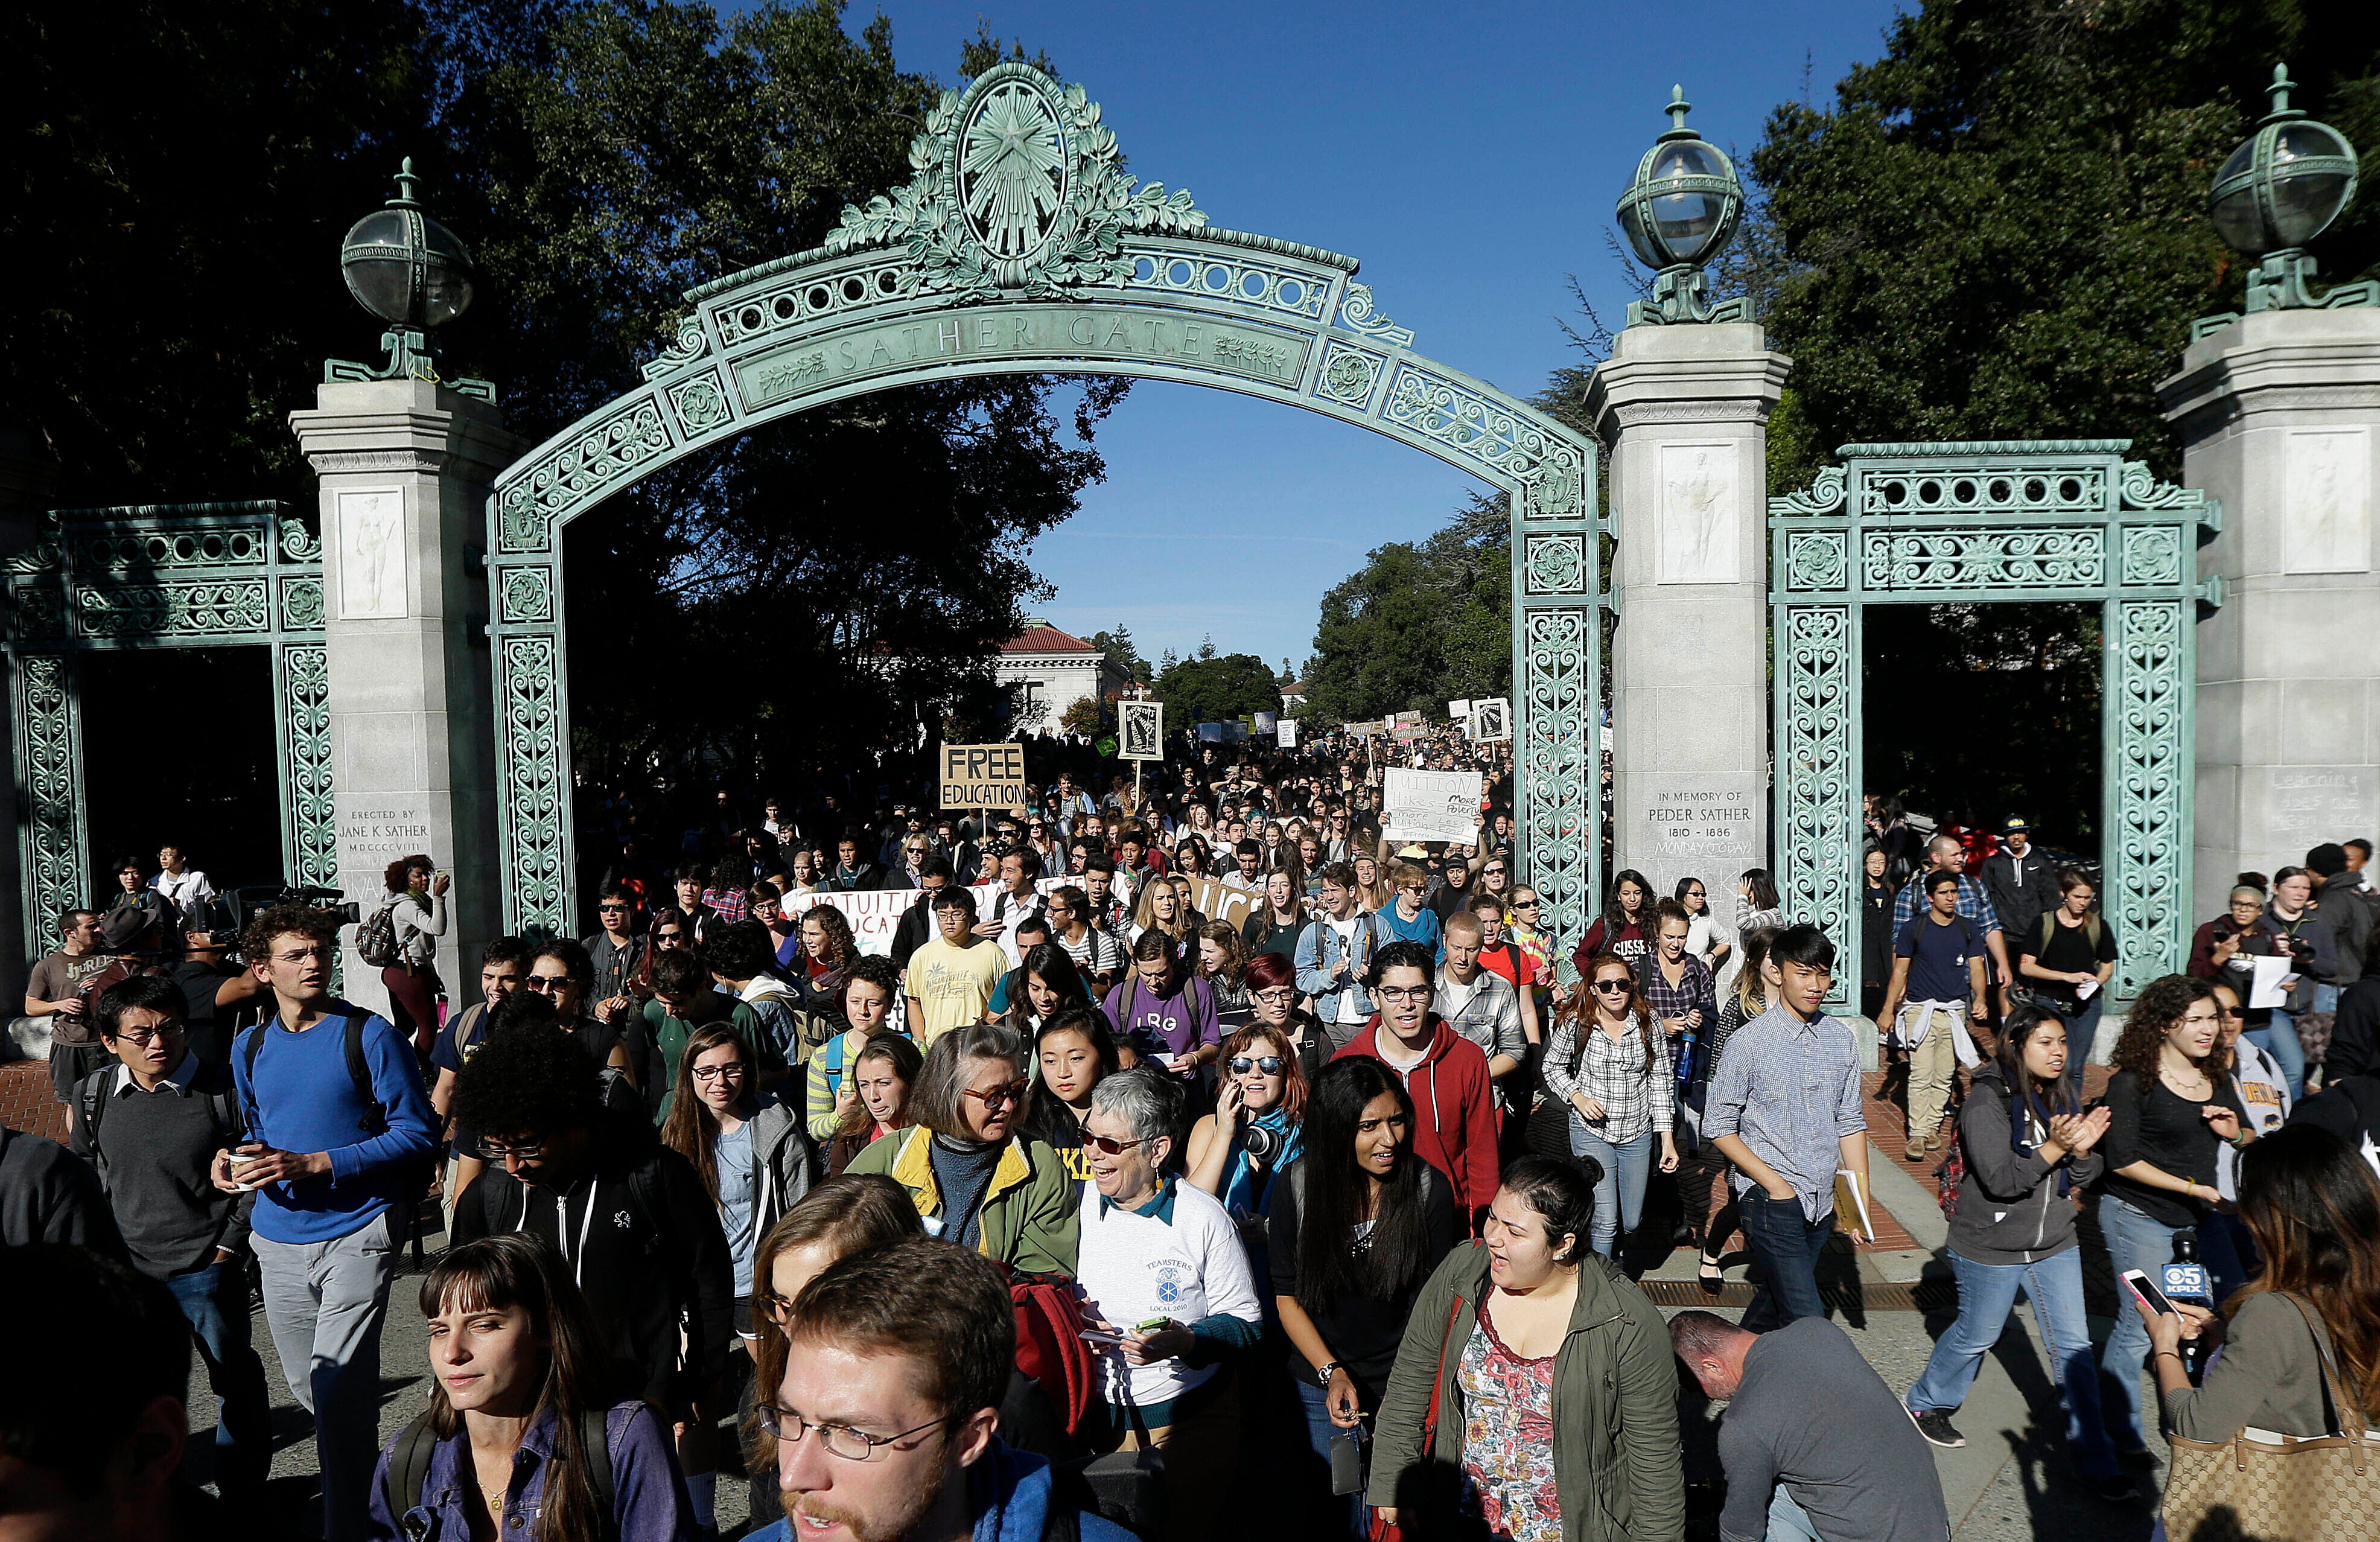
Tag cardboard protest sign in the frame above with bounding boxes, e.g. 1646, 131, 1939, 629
1469, 697, 1510, 742
1381, 768, 1483, 844
940, 743, 1028, 810
1182, 875, 1259, 932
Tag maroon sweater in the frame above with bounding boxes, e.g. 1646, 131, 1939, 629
1332, 1016, 1502, 1214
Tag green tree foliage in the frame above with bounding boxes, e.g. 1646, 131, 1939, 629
1155, 652, 1283, 727
1089, 625, 1152, 684
1749, 0, 2380, 490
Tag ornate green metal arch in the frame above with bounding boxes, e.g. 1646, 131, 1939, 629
487, 62, 1603, 946
5, 503, 332, 955
1769, 442, 2221, 1007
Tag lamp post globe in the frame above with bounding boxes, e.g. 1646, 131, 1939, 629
1615, 86, 1748, 327
325, 158, 494, 393
2207, 65, 2366, 314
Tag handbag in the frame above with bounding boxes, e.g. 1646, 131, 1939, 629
2162, 1293, 2380, 1542
1369, 1297, 1463, 1542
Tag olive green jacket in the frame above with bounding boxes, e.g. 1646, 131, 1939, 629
1368, 1241, 1684, 1542
845, 1124, 1080, 1276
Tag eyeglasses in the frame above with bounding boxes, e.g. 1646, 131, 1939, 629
1482, 868, 1507, 878
1590, 980, 1632, 995
755, 1404, 949, 1462
524, 975, 571, 993
108, 1025, 182, 1046
962, 1081, 1031, 1109
1252, 987, 1296, 1005
1374, 986, 1431, 1002
655, 929, 683, 942
480, 1138, 546, 1162
2218, 1007, 2245, 1019
692, 1063, 746, 1082
1229, 1056, 1285, 1075
1083, 1132, 1150, 1156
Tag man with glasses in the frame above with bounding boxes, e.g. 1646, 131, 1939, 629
904, 888, 1007, 1048
74, 974, 271, 1502
1331, 941, 1501, 1229
448, 1018, 734, 1450
211, 904, 436, 1542
1075, 1068, 1262, 1542
749, 1236, 1128, 1542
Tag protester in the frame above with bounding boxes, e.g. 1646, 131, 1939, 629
2096, 972, 2251, 1457
1900, 1006, 2129, 1495
659, 1024, 812, 1337
994, 939, 1100, 1040
786, 903, 859, 1016
1103, 929, 1222, 1085
1544, 955, 1679, 1260
1331, 940, 1501, 1228
378, 855, 451, 1057
1027, 1007, 1120, 1184
73, 975, 270, 1499
903, 887, 1006, 1048
584, 885, 646, 1007
845, 1022, 1079, 1273
1182, 1021, 1308, 1228
214, 903, 439, 1542
1575, 867, 1653, 975
1379, 862, 1444, 951
803, 954, 902, 1142
2263, 865, 2336, 1100
1672, 1309, 1949, 1542
1297, 862, 1395, 1049
707, 919, 809, 1081
1046, 883, 1126, 991
748, 1237, 1130, 1542
2016, 870, 2118, 1091
1244, 868, 1310, 961
1687, 926, 1778, 1294
1700, 924, 1866, 1330
1269, 1056, 1456, 1537
826, 1031, 923, 1177
1436, 909, 1530, 1108
1196, 920, 1256, 1036
2310, 840, 2379, 989
430, 938, 533, 1206
27, 906, 118, 1120
0, 1243, 230, 1542
368, 1233, 696, 1542
1859, 848, 1895, 1023
1246, 949, 1334, 1087
1889, 836, 2011, 1013
1636, 898, 1717, 1109
2143, 1126, 2380, 1458
1371, 1157, 1682, 1542
1979, 814, 2061, 959
1077, 1068, 1264, 1542
1878, 869, 1989, 1161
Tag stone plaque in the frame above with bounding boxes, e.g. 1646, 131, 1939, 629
1634, 774, 1762, 893
335, 796, 436, 900
335, 489, 408, 619
2252, 766, 2375, 855
2282, 427, 2371, 575
1657, 441, 1740, 585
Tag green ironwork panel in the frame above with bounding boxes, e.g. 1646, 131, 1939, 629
14, 654, 85, 952
486, 60, 1602, 940
3, 503, 329, 955
1769, 441, 2218, 1009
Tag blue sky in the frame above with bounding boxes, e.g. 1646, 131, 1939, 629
776, 1, 1912, 667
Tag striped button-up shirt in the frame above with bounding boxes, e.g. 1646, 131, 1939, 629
1543, 1016, 1675, 1145
1891, 870, 2002, 937
1701, 1001, 1866, 1222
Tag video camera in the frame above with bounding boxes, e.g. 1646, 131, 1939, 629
228, 882, 362, 937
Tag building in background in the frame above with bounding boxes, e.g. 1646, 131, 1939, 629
997, 620, 1128, 737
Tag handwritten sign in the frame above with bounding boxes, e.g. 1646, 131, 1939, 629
940, 743, 1028, 810
1276, 718, 1299, 748
1382, 769, 1483, 845
1182, 876, 1259, 932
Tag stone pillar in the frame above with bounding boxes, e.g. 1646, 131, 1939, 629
2160, 310, 2380, 920
0, 424, 55, 1023
290, 380, 523, 1019
1589, 322, 1792, 905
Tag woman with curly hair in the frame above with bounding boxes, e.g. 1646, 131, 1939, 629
2096, 972, 2253, 1456
786, 903, 856, 1015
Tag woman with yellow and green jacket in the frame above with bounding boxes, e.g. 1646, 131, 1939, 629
844, 1021, 1080, 1276
1370, 1155, 1683, 1542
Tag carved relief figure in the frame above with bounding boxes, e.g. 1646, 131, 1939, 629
337, 491, 406, 619
2285, 428, 2370, 575
1659, 442, 1737, 584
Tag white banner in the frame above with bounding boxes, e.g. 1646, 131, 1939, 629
1381, 769, 1484, 844
785, 876, 1075, 958
1448, 698, 1471, 720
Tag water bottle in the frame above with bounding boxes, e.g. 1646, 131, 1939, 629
2163, 1231, 2214, 1378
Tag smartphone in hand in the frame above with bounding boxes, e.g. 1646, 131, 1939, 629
2120, 1267, 2176, 1317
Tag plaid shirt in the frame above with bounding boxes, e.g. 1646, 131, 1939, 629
1542, 1016, 1675, 1144
1891, 871, 2002, 936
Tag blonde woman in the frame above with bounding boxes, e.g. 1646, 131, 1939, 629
1350, 854, 1391, 914
1130, 871, 1197, 966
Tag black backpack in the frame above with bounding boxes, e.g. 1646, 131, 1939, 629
238, 1016, 433, 1229
80, 1064, 241, 1181
381, 1406, 613, 1539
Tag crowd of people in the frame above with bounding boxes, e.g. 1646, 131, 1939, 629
5, 739, 2380, 1542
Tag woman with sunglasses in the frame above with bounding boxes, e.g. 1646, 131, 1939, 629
627, 907, 695, 1002
1543, 955, 1679, 1260
825, 1031, 922, 1177
1184, 1022, 1309, 1224
1270, 1057, 1454, 1538
657, 1024, 810, 1526
844, 1022, 1080, 1275
1504, 886, 1558, 1004
367, 1234, 695, 1542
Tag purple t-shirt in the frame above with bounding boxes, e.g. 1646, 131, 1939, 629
1102, 975, 1221, 1063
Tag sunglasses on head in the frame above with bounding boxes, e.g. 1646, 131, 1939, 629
1229, 1056, 1285, 1075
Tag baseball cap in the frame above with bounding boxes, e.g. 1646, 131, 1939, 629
2000, 814, 2032, 834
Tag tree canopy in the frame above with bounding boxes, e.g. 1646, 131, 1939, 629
1153, 649, 1283, 727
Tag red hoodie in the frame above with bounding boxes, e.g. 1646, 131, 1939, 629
1332, 1015, 1501, 1214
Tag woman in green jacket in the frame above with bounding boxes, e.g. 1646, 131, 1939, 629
1370, 1155, 1684, 1542
844, 1021, 1080, 1275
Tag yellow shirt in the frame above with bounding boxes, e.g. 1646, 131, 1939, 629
903, 937, 1005, 1046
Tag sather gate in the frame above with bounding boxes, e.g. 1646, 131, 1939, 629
486, 63, 1605, 954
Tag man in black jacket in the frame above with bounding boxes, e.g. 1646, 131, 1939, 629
2308, 842, 2378, 987
888, 856, 956, 972
1978, 815, 2061, 960
449, 1026, 733, 1416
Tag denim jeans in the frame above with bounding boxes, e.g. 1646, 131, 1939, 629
165, 1258, 275, 1496
1738, 1187, 1832, 1332
1294, 1378, 1368, 1540
1570, 1122, 1653, 1258
1905, 1247, 2118, 1480
2096, 1193, 2183, 1451
1767, 1485, 1821, 1542
2248, 1018, 2308, 1103
2065, 994, 2105, 1098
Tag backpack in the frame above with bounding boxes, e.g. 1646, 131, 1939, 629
355, 896, 404, 969
238, 1015, 432, 1228
80, 1064, 240, 1182
381, 1406, 613, 1538
2032, 910, 2105, 959
1008, 1268, 1098, 1437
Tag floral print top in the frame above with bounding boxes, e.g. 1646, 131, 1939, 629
1456, 1298, 1560, 1542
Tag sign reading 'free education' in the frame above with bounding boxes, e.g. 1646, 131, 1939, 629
940, 742, 1028, 810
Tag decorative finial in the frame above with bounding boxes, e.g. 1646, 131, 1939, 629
1666, 84, 1692, 134
388, 157, 422, 209
2268, 64, 2293, 119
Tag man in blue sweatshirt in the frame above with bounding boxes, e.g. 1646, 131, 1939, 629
211, 903, 436, 1542
749, 1236, 1128, 1542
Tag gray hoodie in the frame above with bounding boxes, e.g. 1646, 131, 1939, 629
1946, 1064, 2104, 1267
